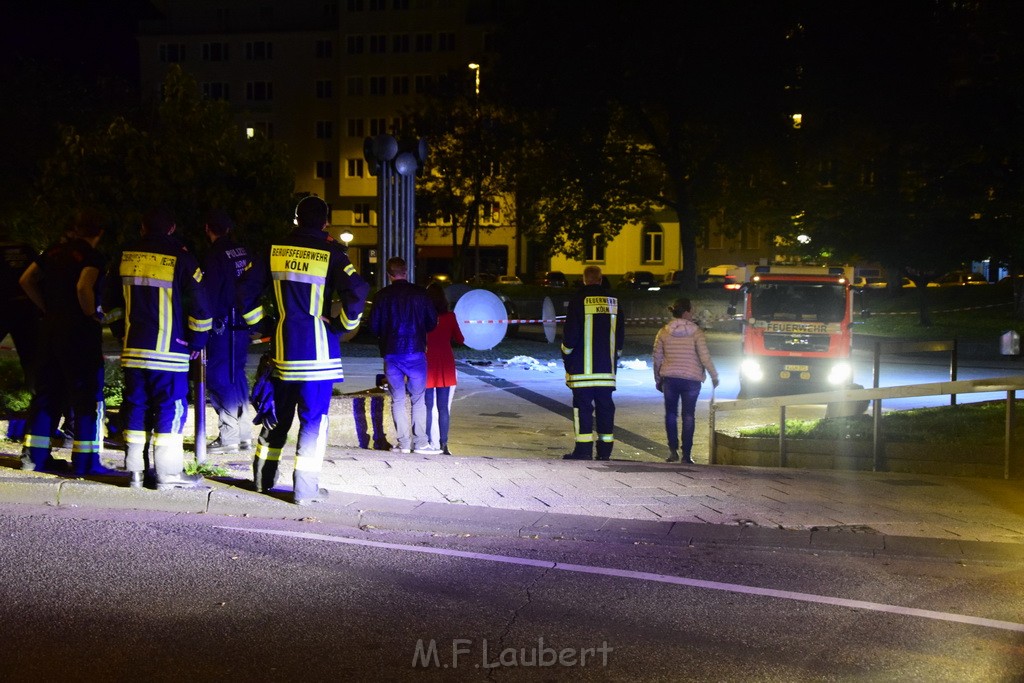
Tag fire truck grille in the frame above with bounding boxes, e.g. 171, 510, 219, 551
763, 333, 831, 353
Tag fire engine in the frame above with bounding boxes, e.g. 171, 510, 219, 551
728, 264, 856, 398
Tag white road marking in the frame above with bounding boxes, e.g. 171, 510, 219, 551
218, 526, 1024, 633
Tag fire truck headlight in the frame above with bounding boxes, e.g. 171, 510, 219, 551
827, 362, 852, 385
740, 359, 764, 382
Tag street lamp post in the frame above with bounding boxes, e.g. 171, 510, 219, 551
469, 62, 481, 282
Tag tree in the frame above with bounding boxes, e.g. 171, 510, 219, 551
28, 66, 294, 253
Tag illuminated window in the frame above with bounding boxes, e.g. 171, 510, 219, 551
353, 202, 371, 224
585, 234, 605, 263
347, 159, 365, 178
642, 224, 663, 264
247, 121, 273, 139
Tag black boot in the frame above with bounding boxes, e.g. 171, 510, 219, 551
73, 453, 120, 477
681, 453, 695, 464
441, 442, 451, 455
666, 450, 680, 463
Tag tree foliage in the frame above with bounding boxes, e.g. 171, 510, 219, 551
27, 65, 294, 253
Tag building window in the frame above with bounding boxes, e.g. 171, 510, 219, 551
642, 224, 664, 264
817, 159, 835, 188
259, 5, 274, 22
369, 0, 385, 8
393, 0, 409, 9
369, 118, 387, 136
246, 81, 273, 101
323, 1, 339, 18
316, 161, 334, 179
392, 34, 410, 53
860, 160, 876, 186
585, 233, 605, 263
438, 32, 456, 51
346, 0, 363, 10
353, 202, 371, 224
158, 43, 185, 63
316, 80, 333, 98
741, 226, 761, 250
347, 35, 365, 54
315, 40, 333, 58
369, 35, 386, 53
346, 159, 365, 178
245, 41, 273, 60
414, 33, 433, 52
369, 76, 386, 96
345, 77, 363, 96
201, 82, 230, 101
202, 42, 229, 61
391, 76, 409, 95
347, 119, 365, 137
246, 121, 274, 139
414, 74, 433, 94
480, 201, 501, 224
315, 121, 333, 139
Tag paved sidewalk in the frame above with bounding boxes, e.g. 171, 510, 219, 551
1, 355, 1023, 562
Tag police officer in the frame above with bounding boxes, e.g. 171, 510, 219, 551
103, 208, 212, 490
237, 196, 369, 505
561, 265, 624, 461
201, 209, 254, 454
18, 210, 112, 475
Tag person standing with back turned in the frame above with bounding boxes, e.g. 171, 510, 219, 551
561, 265, 624, 461
237, 196, 369, 504
103, 208, 213, 490
369, 257, 439, 455
201, 209, 254, 455
652, 297, 719, 463
424, 282, 464, 454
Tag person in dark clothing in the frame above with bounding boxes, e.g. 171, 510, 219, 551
369, 257, 439, 454
103, 208, 213, 490
18, 210, 113, 475
561, 265, 624, 461
201, 209, 254, 454
236, 196, 369, 504
0, 233, 41, 386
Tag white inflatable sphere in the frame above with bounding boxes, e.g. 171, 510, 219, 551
454, 288, 508, 350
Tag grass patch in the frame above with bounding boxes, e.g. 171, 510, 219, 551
185, 461, 230, 477
738, 401, 1022, 444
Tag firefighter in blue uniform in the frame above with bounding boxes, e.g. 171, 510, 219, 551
237, 196, 369, 505
19, 210, 112, 475
561, 265, 624, 461
201, 209, 254, 454
103, 208, 212, 489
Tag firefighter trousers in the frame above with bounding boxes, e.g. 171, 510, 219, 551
121, 368, 189, 480
570, 386, 616, 459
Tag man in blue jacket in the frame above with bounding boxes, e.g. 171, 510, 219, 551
369, 257, 439, 455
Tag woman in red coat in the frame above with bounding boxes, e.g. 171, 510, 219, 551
425, 283, 464, 454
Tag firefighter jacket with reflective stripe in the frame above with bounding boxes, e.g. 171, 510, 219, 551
202, 234, 251, 326
560, 285, 624, 389
237, 229, 369, 382
103, 234, 212, 373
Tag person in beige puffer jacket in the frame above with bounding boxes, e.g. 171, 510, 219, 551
652, 297, 719, 463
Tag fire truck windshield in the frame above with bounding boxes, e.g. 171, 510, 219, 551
750, 283, 846, 323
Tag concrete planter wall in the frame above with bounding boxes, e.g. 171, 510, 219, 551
714, 432, 1006, 478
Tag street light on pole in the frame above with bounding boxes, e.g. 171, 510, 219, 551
468, 62, 482, 281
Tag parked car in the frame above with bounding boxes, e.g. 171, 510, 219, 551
928, 271, 989, 287
618, 271, 661, 291
497, 275, 523, 285
662, 270, 685, 287
463, 273, 497, 285
541, 270, 568, 287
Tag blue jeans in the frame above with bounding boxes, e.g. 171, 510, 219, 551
663, 377, 701, 456
384, 353, 428, 450
425, 386, 452, 446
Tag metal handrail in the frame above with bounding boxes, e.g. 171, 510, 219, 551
709, 376, 1024, 479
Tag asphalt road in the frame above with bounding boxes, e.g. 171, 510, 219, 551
2, 505, 1022, 682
